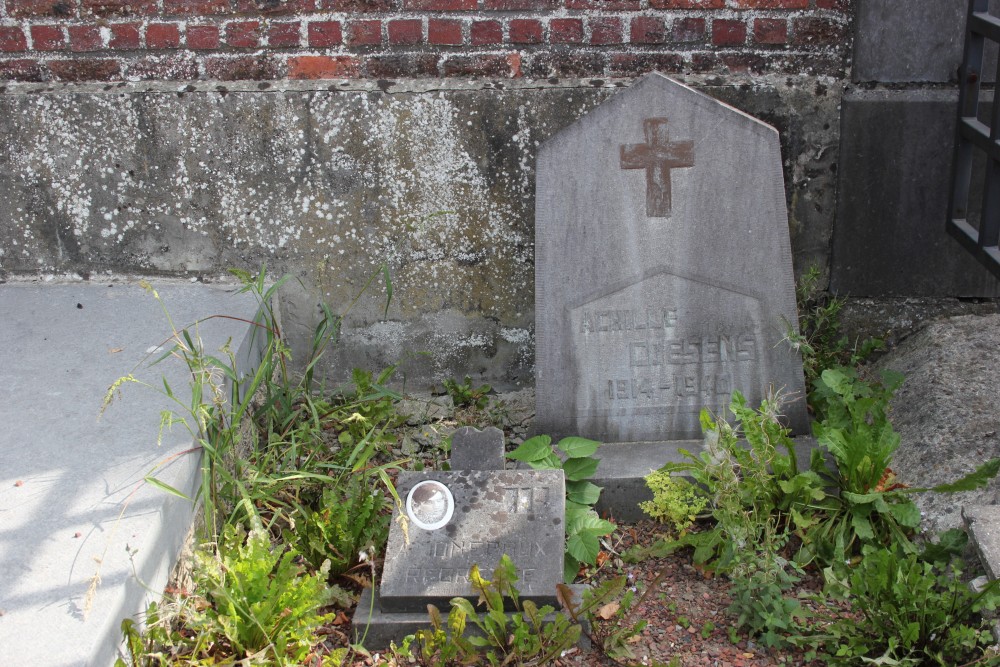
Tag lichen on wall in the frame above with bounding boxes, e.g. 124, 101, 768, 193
0, 76, 840, 389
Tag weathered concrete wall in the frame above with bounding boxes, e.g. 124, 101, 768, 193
0, 75, 842, 389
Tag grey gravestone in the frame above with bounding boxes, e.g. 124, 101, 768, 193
378, 469, 565, 613
450, 426, 506, 471
535, 72, 809, 444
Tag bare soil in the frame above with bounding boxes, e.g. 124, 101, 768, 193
328, 519, 827, 667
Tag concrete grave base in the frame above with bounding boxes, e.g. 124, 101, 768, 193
964, 506, 1000, 581
0, 280, 262, 667
590, 437, 819, 523
353, 585, 591, 651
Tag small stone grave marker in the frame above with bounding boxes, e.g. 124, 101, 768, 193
535, 72, 809, 444
449, 425, 506, 471
378, 468, 565, 612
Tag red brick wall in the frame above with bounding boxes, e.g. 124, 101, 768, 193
0, 0, 851, 82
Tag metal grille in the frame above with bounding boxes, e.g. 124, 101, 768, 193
949, 0, 1000, 279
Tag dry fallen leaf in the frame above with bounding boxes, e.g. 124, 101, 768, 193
595, 601, 620, 619
331, 610, 350, 626
108, 347, 124, 354
596, 551, 610, 567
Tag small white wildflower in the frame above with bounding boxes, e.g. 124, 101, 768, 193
359, 550, 369, 563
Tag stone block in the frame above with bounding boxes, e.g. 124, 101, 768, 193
853, 0, 999, 83
450, 425, 506, 471
353, 584, 591, 649
965, 505, 1000, 580
830, 89, 1000, 297
379, 469, 565, 612
0, 281, 262, 666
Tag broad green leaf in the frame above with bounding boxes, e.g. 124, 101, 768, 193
450, 597, 476, 619
566, 512, 616, 536
842, 490, 884, 505
566, 530, 601, 564
888, 499, 922, 528
447, 606, 466, 638
527, 453, 562, 471
562, 457, 599, 482
507, 436, 552, 463
557, 436, 600, 459
851, 511, 874, 540
428, 604, 443, 630
566, 480, 602, 505
563, 555, 580, 584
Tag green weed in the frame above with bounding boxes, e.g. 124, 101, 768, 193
639, 469, 708, 537
395, 555, 581, 666
803, 548, 1000, 666
289, 472, 390, 579
118, 525, 332, 665
442, 375, 492, 410
787, 265, 884, 395
804, 367, 1000, 566
506, 435, 616, 581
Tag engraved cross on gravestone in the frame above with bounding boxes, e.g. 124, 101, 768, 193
619, 117, 695, 218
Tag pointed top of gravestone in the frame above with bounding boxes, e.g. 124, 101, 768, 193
535, 72, 808, 443
450, 426, 506, 470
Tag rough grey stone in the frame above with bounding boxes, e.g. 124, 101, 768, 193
853, 0, 999, 83
837, 297, 1000, 356
400, 395, 453, 426
964, 506, 1000, 580
450, 426, 505, 471
535, 72, 808, 444
379, 469, 564, 612
875, 315, 1000, 535
0, 78, 842, 392
831, 89, 1000, 297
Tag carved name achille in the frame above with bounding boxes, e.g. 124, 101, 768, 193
579, 307, 679, 333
